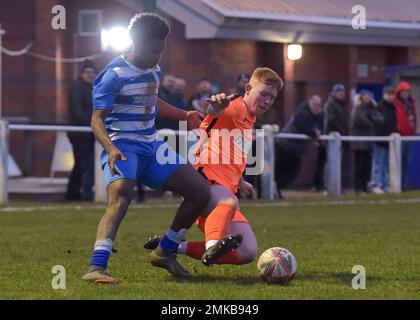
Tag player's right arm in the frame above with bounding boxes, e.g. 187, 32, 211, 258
91, 110, 127, 176
91, 69, 126, 176
207, 93, 240, 117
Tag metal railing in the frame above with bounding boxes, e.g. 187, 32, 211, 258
267, 129, 415, 199
1, 120, 419, 204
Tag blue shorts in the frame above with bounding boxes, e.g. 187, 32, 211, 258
101, 140, 184, 190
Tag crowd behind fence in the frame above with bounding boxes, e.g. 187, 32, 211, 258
1, 121, 420, 205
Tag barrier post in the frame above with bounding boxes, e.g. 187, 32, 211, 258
326, 132, 342, 196
389, 133, 402, 193
0, 120, 9, 205
260, 125, 276, 199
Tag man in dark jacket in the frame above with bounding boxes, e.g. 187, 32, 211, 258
65, 61, 97, 201
276, 95, 323, 196
156, 74, 179, 130
350, 90, 384, 194
324, 83, 348, 136
370, 86, 396, 193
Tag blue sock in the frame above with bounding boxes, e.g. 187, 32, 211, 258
90, 239, 113, 270
159, 228, 187, 253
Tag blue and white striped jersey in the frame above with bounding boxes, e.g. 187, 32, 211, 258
93, 54, 161, 144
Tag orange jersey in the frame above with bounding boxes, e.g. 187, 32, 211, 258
194, 97, 256, 193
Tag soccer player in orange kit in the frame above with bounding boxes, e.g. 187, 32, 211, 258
146, 67, 283, 267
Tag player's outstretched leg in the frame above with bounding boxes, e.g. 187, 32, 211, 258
201, 233, 243, 266
180, 220, 257, 265
199, 184, 239, 266
82, 179, 135, 284
144, 221, 257, 265
149, 164, 210, 278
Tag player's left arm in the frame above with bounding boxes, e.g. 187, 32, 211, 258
157, 98, 204, 129
239, 176, 257, 200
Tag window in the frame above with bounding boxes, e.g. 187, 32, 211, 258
78, 10, 102, 36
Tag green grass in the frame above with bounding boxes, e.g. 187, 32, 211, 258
1, 193, 420, 299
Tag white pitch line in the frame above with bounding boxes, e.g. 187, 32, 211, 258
1, 197, 420, 213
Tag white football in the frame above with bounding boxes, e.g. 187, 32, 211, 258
257, 247, 297, 284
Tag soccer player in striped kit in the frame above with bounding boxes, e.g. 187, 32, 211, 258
83, 13, 220, 283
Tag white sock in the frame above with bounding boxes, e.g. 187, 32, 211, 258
205, 240, 218, 250
94, 238, 113, 252
178, 241, 188, 254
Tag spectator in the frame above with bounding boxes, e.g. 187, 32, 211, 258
187, 78, 212, 114
324, 83, 348, 136
394, 81, 418, 191
159, 74, 178, 105
350, 90, 384, 194
156, 74, 179, 130
65, 61, 97, 201
370, 86, 397, 194
275, 95, 323, 197
173, 77, 187, 110
234, 72, 251, 97
155, 75, 187, 202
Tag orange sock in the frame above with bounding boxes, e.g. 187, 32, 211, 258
185, 241, 239, 264
204, 203, 235, 244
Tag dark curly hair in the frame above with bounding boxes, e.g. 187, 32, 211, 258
128, 13, 170, 45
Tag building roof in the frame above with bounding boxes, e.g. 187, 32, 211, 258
156, 0, 420, 46
203, 0, 420, 24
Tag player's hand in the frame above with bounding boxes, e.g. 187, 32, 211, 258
206, 93, 240, 110
108, 147, 127, 176
240, 180, 257, 200
186, 111, 205, 129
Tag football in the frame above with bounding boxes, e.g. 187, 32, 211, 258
257, 247, 297, 284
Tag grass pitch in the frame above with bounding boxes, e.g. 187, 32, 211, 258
1, 192, 420, 300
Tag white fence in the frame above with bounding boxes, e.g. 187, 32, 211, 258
1, 120, 420, 205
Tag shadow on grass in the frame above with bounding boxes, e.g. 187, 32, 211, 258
297, 271, 384, 284
168, 271, 386, 286
169, 274, 263, 286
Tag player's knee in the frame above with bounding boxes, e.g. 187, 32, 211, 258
218, 197, 238, 211
108, 184, 133, 211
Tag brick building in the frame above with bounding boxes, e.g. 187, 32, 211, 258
1, 0, 420, 186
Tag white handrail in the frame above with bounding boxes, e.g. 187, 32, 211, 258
273, 132, 420, 142
273, 133, 333, 141
8, 124, 420, 142
9, 124, 92, 133
1, 123, 419, 204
